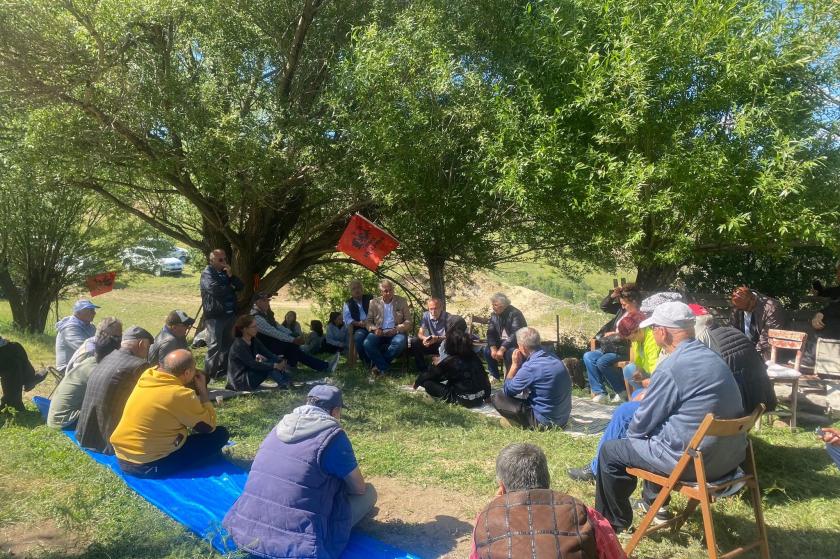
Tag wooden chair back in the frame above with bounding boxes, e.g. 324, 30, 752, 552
767, 329, 807, 371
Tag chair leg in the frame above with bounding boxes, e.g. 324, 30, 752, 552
790, 378, 798, 429
672, 498, 700, 532
624, 483, 676, 557
698, 493, 719, 559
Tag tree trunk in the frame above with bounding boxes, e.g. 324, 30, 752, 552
0, 264, 56, 333
425, 254, 446, 307
634, 262, 681, 291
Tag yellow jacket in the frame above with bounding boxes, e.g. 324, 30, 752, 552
631, 327, 661, 375
110, 367, 216, 464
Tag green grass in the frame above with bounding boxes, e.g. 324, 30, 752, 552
2, 273, 839, 559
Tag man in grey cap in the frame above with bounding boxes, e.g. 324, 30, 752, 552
148, 310, 196, 365
55, 299, 100, 373
593, 302, 746, 534
224, 384, 376, 559
76, 326, 155, 454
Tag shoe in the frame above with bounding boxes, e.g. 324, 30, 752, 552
328, 353, 340, 374
567, 467, 596, 483
632, 498, 673, 526
591, 393, 608, 404
611, 391, 627, 403
24, 368, 49, 392
499, 417, 513, 428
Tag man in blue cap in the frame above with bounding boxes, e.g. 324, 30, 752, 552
55, 299, 100, 373
224, 384, 377, 559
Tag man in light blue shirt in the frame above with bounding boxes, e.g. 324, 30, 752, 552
55, 299, 99, 373
342, 280, 373, 365
491, 327, 571, 429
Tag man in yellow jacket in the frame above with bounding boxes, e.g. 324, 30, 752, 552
110, 349, 229, 478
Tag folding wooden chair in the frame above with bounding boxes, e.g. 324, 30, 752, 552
624, 405, 769, 559
766, 329, 807, 428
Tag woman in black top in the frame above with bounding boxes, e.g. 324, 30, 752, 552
413, 324, 491, 408
227, 315, 289, 391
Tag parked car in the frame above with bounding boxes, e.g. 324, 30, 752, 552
121, 247, 184, 276
168, 246, 191, 263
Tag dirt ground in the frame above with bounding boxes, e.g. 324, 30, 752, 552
0, 519, 82, 558
358, 476, 482, 559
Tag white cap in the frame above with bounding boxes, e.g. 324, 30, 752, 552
639, 301, 696, 329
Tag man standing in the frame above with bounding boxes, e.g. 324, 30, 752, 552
200, 249, 244, 378
410, 297, 449, 372
55, 299, 99, 373
111, 350, 229, 478
76, 326, 154, 454
148, 310, 195, 365
484, 293, 527, 380
730, 286, 786, 359
491, 327, 571, 430
223, 385, 376, 559
595, 302, 746, 534
363, 279, 413, 376
471, 443, 622, 559
342, 279, 373, 365
250, 292, 338, 374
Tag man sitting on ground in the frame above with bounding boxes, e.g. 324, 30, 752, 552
484, 293, 527, 380
48, 331, 121, 429
0, 336, 47, 413
363, 279, 412, 376
491, 327, 571, 429
471, 443, 624, 559
76, 326, 154, 454
110, 350, 229, 478
594, 302, 746, 534
730, 286, 786, 359
410, 297, 449, 372
148, 310, 195, 365
224, 385, 376, 559
342, 279, 374, 365
250, 292, 337, 374
64, 316, 122, 374
55, 299, 99, 373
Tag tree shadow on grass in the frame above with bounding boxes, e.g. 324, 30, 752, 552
751, 436, 840, 505
358, 513, 473, 559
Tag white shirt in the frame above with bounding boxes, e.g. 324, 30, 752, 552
342, 299, 368, 326
382, 302, 395, 329
743, 311, 753, 336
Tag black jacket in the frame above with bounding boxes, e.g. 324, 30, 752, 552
148, 327, 188, 365
730, 293, 787, 358
705, 324, 776, 413
414, 352, 491, 401
200, 266, 244, 319
227, 337, 278, 391
487, 305, 527, 350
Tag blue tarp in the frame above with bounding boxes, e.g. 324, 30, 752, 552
33, 396, 419, 559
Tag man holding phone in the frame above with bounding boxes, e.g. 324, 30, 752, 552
200, 249, 244, 378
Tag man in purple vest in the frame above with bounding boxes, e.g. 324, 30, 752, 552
342, 279, 373, 366
223, 385, 377, 558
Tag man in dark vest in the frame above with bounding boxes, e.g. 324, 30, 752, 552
342, 279, 373, 366
200, 249, 244, 378
471, 443, 622, 559
223, 385, 376, 558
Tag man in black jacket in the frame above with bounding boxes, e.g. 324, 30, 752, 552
148, 310, 195, 365
200, 249, 244, 378
0, 337, 46, 412
483, 293, 527, 380
730, 287, 787, 359
342, 279, 374, 366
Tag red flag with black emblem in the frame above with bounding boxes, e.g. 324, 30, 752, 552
337, 214, 399, 271
85, 271, 117, 297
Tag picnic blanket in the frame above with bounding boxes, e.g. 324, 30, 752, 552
401, 386, 614, 437
32, 396, 419, 559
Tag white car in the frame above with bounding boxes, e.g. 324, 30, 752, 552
121, 247, 184, 276
168, 246, 191, 263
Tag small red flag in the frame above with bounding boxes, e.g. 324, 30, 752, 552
337, 214, 399, 271
85, 271, 117, 297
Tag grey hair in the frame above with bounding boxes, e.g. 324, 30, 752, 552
379, 279, 395, 290
490, 292, 510, 306
515, 327, 541, 350
693, 314, 715, 346
96, 316, 123, 337
349, 279, 363, 289
496, 443, 550, 491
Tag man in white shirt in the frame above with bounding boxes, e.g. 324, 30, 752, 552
364, 280, 413, 376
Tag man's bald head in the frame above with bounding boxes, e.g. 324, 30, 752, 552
161, 349, 196, 378
208, 249, 228, 272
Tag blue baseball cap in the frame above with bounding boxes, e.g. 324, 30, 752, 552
307, 384, 347, 409
73, 299, 101, 313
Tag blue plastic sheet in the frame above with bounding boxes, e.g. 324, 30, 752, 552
33, 396, 420, 559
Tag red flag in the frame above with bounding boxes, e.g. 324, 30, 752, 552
337, 214, 399, 271
85, 271, 117, 297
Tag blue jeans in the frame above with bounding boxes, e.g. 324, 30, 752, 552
623, 363, 649, 397
590, 401, 641, 474
583, 350, 624, 396
353, 328, 370, 365
828, 443, 840, 470
483, 345, 513, 379
363, 333, 407, 373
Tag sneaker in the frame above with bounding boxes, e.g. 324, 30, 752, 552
611, 391, 627, 403
328, 353, 340, 374
632, 498, 673, 526
591, 393, 608, 404
24, 368, 49, 392
567, 467, 595, 483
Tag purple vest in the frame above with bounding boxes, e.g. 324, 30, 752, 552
223, 422, 351, 558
